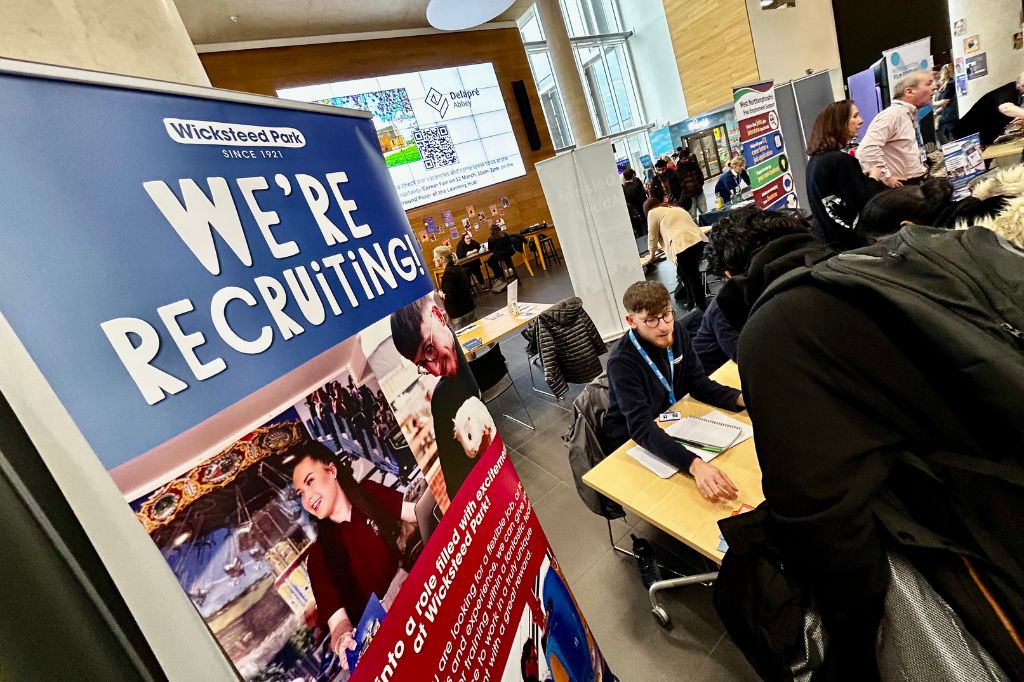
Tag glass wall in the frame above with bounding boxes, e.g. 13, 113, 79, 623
517, 5, 574, 150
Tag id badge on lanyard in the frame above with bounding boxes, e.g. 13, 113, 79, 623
628, 330, 676, 404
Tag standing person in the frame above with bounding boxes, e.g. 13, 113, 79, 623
934, 64, 959, 145
654, 158, 687, 207
600, 281, 744, 501
433, 245, 476, 329
291, 443, 418, 670
676, 148, 707, 220
954, 71, 1024, 146
454, 231, 485, 287
621, 168, 648, 237
645, 182, 710, 310
484, 225, 518, 282
805, 100, 886, 249
390, 298, 482, 502
714, 157, 749, 203
858, 70, 937, 186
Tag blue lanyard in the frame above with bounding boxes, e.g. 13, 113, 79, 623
628, 330, 675, 404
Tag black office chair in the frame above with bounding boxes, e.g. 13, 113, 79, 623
468, 343, 534, 430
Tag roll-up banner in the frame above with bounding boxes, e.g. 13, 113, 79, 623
732, 81, 797, 210
0, 60, 613, 682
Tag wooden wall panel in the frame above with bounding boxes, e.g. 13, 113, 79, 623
661, 0, 761, 115
200, 28, 556, 267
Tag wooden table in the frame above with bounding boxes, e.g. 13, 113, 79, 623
582, 362, 763, 565
983, 137, 1024, 164
431, 251, 490, 289
455, 302, 553, 359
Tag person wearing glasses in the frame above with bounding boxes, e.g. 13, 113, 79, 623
390, 296, 481, 502
600, 281, 745, 502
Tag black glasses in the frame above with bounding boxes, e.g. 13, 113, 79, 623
640, 310, 674, 328
415, 327, 438, 375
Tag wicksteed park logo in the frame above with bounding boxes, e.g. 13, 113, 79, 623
163, 118, 306, 147
424, 87, 481, 118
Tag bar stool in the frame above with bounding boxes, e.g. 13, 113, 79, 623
538, 234, 561, 266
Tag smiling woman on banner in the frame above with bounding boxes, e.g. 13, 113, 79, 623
291, 442, 419, 670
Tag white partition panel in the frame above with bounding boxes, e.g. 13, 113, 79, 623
536, 141, 644, 341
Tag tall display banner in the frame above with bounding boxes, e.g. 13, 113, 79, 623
0, 60, 613, 682
733, 81, 797, 210
882, 38, 933, 104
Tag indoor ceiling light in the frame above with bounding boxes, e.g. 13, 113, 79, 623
426, 0, 516, 31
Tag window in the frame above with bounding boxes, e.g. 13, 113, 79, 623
517, 1, 647, 144
518, 5, 574, 150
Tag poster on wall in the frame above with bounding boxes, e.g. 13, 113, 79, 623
882, 37, 932, 102
441, 209, 455, 228
966, 53, 989, 80
733, 80, 797, 210
0, 65, 613, 682
942, 133, 986, 200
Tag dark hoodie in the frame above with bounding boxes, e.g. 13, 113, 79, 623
715, 233, 835, 333
522, 297, 606, 398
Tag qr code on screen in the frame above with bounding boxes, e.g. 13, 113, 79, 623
414, 125, 458, 170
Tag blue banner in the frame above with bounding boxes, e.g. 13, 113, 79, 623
0, 71, 433, 469
649, 126, 673, 158
742, 129, 785, 168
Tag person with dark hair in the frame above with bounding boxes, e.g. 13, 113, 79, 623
695, 208, 833, 368
291, 442, 418, 670
601, 281, 744, 501
433, 245, 476, 329
622, 167, 648, 237
644, 194, 709, 309
805, 100, 886, 250
854, 178, 955, 243
654, 158, 687, 207
390, 297, 480, 501
676, 147, 707, 220
485, 225, 519, 281
455, 231, 486, 287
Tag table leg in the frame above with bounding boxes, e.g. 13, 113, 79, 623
521, 247, 535, 277
533, 235, 547, 271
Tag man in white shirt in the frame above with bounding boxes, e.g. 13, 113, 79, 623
858, 71, 937, 187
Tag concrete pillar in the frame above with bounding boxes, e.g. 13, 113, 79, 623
535, 0, 597, 146
0, 0, 209, 85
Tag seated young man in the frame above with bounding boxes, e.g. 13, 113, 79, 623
600, 281, 745, 502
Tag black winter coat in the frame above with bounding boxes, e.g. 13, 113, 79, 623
734, 226, 1024, 679
522, 297, 606, 398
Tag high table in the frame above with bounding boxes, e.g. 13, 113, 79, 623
581, 361, 764, 626
982, 137, 1024, 167
455, 302, 553, 359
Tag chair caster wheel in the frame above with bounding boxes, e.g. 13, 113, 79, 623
652, 606, 672, 629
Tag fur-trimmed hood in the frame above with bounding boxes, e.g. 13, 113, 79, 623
956, 164, 1024, 249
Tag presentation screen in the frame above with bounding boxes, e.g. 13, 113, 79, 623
279, 63, 527, 210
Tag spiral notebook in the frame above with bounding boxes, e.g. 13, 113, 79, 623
666, 411, 752, 458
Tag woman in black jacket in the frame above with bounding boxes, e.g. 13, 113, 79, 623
805, 100, 886, 250
484, 225, 519, 281
454, 231, 486, 286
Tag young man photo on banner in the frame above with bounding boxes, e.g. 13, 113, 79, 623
390, 295, 489, 505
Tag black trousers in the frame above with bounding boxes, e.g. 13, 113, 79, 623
464, 260, 485, 285
487, 253, 516, 278
676, 242, 707, 311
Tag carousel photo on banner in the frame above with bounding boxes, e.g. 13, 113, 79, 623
130, 334, 437, 681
